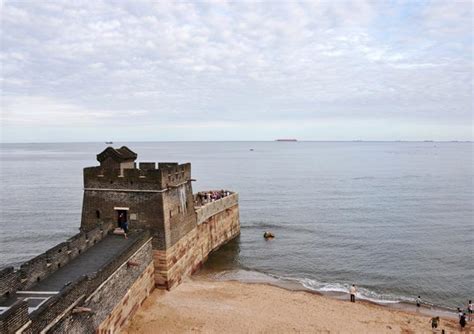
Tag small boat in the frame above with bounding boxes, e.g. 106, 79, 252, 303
105, 141, 113, 144
276, 139, 297, 142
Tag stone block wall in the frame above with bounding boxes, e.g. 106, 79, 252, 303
48, 238, 154, 334
83, 162, 191, 192
0, 300, 29, 334
159, 163, 191, 188
0, 267, 20, 298
195, 193, 239, 224
81, 189, 166, 245
164, 182, 197, 249
18, 222, 113, 290
96, 262, 154, 332
154, 203, 240, 289
26, 277, 89, 334
19, 231, 150, 334
83, 167, 164, 191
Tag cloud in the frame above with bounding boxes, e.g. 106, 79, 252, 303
1, 96, 149, 125
0, 0, 472, 141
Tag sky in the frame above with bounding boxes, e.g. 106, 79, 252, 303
1, 1, 472, 142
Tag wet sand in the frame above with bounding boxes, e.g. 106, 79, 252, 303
124, 278, 471, 333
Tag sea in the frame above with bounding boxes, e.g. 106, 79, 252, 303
1, 141, 472, 312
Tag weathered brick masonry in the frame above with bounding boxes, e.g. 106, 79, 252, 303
48, 238, 154, 333
154, 194, 240, 289
0, 147, 240, 333
81, 147, 240, 290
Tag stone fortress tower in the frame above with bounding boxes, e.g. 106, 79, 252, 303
0, 146, 239, 333
81, 146, 240, 289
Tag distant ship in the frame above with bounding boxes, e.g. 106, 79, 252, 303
276, 139, 297, 142
105, 141, 113, 144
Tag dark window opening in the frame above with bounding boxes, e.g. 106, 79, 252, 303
37, 277, 40, 282
96, 210, 101, 219
78, 249, 81, 254
57, 263, 61, 268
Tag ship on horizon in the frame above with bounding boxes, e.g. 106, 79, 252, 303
275, 138, 297, 142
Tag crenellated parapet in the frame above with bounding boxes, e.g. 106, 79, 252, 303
0, 146, 240, 333
84, 162, 191, 191
0, 231, 152, 334
0, 222, 115, 296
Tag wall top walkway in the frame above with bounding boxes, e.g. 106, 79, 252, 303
32, 233, 142, 291
194, 192, 239, 225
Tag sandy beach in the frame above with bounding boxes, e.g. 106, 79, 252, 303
123, 278, 470, 334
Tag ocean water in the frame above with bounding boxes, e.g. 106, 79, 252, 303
1, 142, 473, 310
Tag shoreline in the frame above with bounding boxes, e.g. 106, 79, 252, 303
124, 277, 469, 333
196, 268, 460, 320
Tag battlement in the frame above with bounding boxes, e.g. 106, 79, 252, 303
0, 222, 114, 299
84, 162, 191, 191
0, 231, 152, 334
0, 146, 240, 333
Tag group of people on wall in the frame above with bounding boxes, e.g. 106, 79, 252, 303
195, 190, 231, 206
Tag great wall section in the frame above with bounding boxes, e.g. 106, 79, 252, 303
0, 147, 240, 333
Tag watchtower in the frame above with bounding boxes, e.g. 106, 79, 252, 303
81, 146, 197, 254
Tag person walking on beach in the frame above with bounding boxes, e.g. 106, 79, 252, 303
430, 316, 440, 330
458, 307, 463, 319
468, 300, 473, 321
460, 313, 467, 329
416, 296, 422, 308
349, 284, 357, 303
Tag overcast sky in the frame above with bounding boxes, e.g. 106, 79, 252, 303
1, 1, 472, 142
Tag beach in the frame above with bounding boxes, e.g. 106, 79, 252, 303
123, 278, 470, 334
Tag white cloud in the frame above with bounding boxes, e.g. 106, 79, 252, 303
0, 1, 472, 141
1, 96, 149, 126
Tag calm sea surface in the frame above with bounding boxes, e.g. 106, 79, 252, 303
1, 142, 472, 309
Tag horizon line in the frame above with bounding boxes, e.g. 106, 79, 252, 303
1, 140, 473, 145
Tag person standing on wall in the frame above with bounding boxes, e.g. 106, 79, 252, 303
118, 212, 125, 228
118, 211, 128, 239
349, 284, 357, 303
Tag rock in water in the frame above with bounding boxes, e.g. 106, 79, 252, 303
263, 231, 275, 239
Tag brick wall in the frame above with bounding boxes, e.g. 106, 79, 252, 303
154, 203, 240, 289
164, 182, 197, 249
18, 222, 113, 290
0, 267, 20, 298
80, 189, 166, 245
0, 300, 29, 334
195, 193, 239, 224
19, 231, 150, 334
96, 262, 154, 332
47, 238, 154, 334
